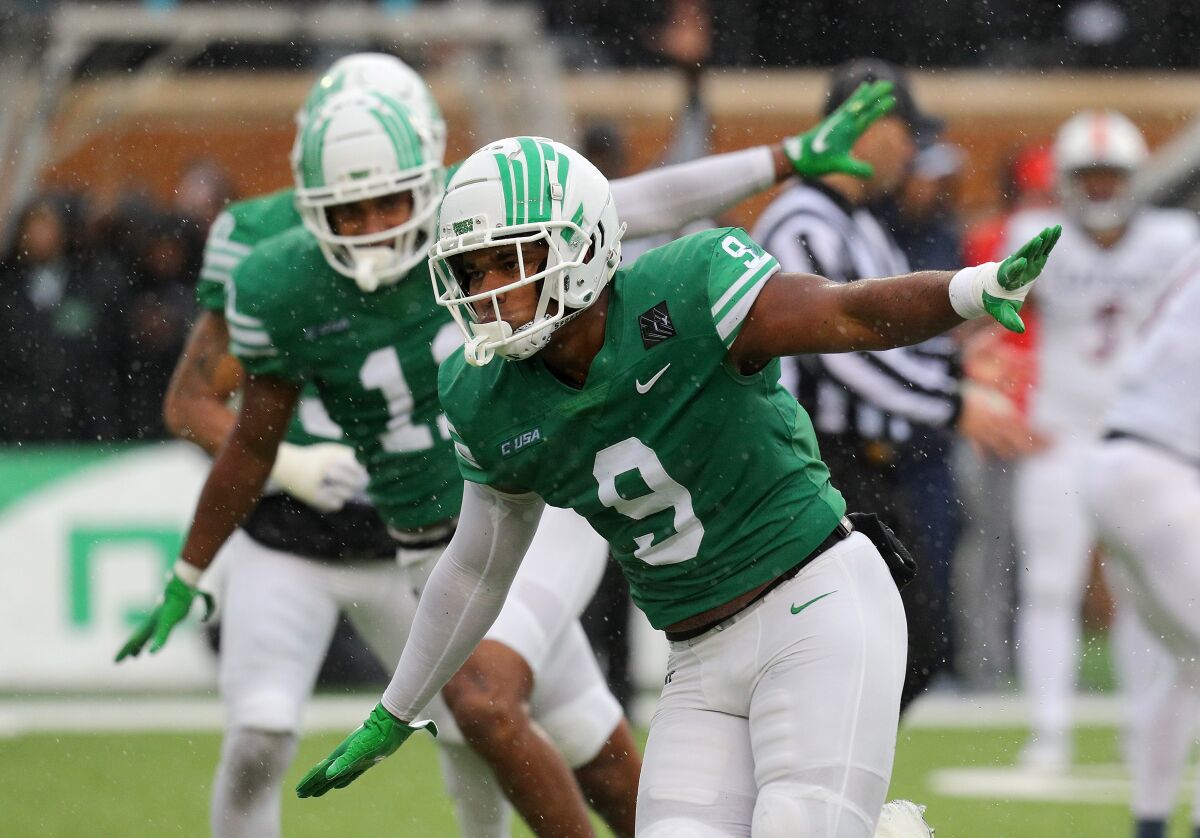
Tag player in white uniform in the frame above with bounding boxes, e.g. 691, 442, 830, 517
1009, 110, 1200, 769
127, 54, 911, 837
1086, 246, 1200, 838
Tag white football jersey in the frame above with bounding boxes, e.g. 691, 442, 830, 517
1005, 207, 1200, 437
1106, 245, 1200, 462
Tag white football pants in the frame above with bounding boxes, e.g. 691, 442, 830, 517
635, 533, 907, 838
1086, 438, 1200, 821
215, 503, 620, 838
1014, 436, 1140, 752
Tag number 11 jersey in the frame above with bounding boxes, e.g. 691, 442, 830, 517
227, 225, 462, 530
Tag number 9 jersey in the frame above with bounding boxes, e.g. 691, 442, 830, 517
439, 227, 847, 629
226, 224, 463, 530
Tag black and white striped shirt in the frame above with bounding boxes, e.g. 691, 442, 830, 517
751, 181, 961, 443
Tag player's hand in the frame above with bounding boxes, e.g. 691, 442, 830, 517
957, 383, 1048, 461
114, 572, 214, 662
296, 703, 437, 798
270, 442, 369, 513
783, 81, 896, 180
986, 225, 1062, 333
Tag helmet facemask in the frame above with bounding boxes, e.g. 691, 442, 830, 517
1053, 110, 1147, 234
1059, 165, 1135, 233
430, 136, 625, 367
431, 220, 604, 366
292, 91, 442, 291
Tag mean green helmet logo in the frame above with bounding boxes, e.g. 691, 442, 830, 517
298, 93, 425, 189
452, 219, 474, 236
493, 137, 571, 226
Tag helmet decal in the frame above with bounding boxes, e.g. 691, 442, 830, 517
429, 136, 626, 366
367, 96, 426, 169
493, 137, 572, 226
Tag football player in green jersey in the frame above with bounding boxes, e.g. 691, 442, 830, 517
152, 55, 470, 838
129, 58, 910, 836
297, 133, 1060, 836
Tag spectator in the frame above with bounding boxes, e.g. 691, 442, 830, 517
0, 194, 124, 442
118, 212, 198, 439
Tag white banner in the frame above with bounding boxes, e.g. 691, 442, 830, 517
0, 443, 218, 690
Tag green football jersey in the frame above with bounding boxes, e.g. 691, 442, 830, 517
439, 227, 846, 629
227, 226, 461, 530
193, 187, 342, 447
196, 188, 299, 313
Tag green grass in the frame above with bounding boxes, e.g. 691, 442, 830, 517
1, 724, 1193, 836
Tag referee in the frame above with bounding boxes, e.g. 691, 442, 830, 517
753, 59, 1029, 710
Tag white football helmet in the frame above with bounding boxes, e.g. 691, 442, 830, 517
1054, 109, 1147, 232
300, 52, 447, 162
430, 137, 625, 366
292, 90, 442, 291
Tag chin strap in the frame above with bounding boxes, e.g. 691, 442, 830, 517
353, 247, 401, 293
464, 320, 512, 367
464, 336, 495, 367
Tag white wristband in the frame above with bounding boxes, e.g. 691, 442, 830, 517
172, 559, 203, 588
948, 262, 998, 321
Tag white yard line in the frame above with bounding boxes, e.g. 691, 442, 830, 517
0, 691, 1125, 736
0, 694, 375, 737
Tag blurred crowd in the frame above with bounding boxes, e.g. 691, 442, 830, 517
6, 0, 1198, 71
0, 161, 234, 443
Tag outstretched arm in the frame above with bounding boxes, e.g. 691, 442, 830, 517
380, 482, 544, 722
729, 226, 1061, 373
611, 81, 895, 238
296, 481, 545, 798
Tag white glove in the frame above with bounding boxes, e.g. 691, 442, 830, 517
270, 442, 369, 513
875, 800, 934, 838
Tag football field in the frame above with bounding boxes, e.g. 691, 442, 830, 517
1, 694, 1191, 837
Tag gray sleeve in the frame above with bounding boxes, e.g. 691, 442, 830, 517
380, 481, 544, 721
610, 146, 776, 238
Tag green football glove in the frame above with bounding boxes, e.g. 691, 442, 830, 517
114, 572, 214, 662
783, 80, 896, 180
949, 225, 1062, 334
296, 703, 437, 799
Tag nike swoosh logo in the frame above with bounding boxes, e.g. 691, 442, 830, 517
811, 118, 837, 154
791, 591, 836, 615
635, 363, 671, 394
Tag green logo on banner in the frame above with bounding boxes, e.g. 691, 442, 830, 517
453, 219, 474, 236
69, 527, 183, 628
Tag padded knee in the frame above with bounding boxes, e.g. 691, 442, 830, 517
537, 679, 622, 769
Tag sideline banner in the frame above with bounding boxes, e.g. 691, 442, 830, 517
0, 443, 218, 690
